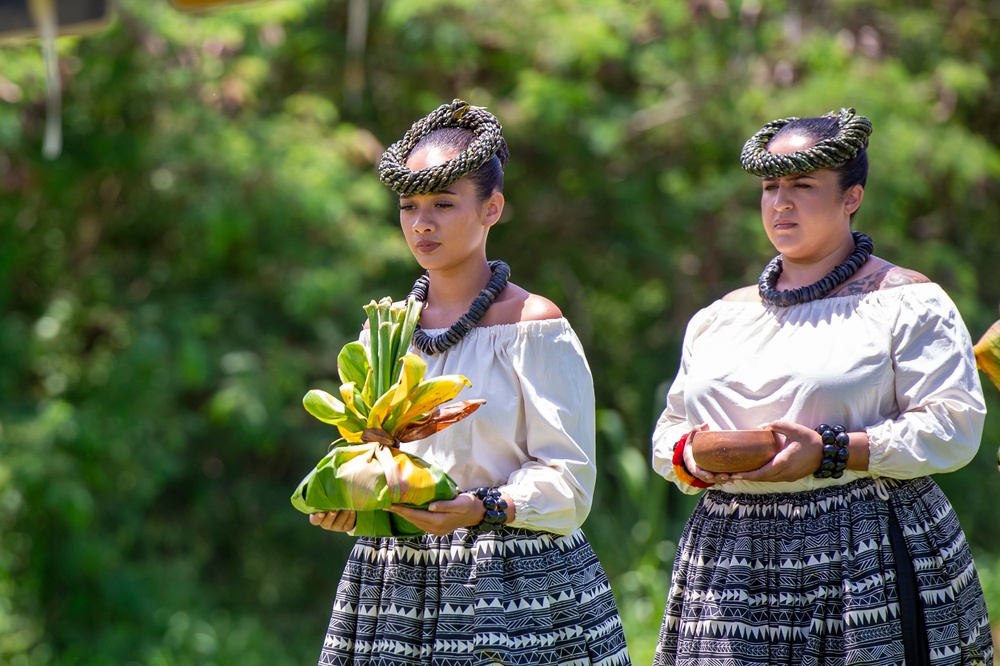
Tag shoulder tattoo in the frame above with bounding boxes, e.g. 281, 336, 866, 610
833, 266, 891, 296
831, 265, 930, 296
831, 264, 930, 296
880, 267, 930, 288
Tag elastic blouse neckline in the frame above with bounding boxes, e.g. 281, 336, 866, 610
418, 316, 571, 335
715, 281, 941, 309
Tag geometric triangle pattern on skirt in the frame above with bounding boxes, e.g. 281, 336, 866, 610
318, 527, 632, 666
653, 477, 993, 666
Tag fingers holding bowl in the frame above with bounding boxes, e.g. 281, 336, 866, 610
690, 429, 781, 474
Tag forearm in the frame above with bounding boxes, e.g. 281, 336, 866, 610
845, 431, 870, 471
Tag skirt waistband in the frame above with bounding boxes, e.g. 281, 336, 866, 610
701, 476, 930, 518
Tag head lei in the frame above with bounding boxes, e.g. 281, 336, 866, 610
739, 107, 873, 178
378, 99, 505, 196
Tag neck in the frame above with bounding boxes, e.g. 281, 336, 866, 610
776, 233, 857, 290
408, 260, 511, 353
422, 259, 494, 313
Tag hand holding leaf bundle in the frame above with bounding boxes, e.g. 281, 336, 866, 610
291, 297, 484, 536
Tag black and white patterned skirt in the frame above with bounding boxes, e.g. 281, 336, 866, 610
318, 527, 631, 666
654, 477, 993, 666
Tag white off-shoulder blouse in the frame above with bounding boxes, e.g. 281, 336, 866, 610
363, 318, 596, 535
651, 282, 986, 496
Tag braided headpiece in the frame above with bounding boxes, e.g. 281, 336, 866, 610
378, 99, 505, 196
739, 107, 873, 178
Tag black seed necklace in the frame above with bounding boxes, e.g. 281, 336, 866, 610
758, 231, 874, 307
407, 260, 511, 354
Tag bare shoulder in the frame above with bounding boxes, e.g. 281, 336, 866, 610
519, 293, 563, 321
830, 256, 930, 296
721, 285, 760, 303
480, 282, 562, 325
878, 265, 931, 290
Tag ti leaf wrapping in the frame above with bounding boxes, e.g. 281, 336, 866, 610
291, 296, 485, 536
290, 440, 459, 516
972, 309, 1000, 474
973, 319, 1000, 393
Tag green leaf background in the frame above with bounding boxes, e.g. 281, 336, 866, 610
1, 0, 999, 663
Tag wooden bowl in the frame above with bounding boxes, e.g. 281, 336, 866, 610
689, 429, 780, 473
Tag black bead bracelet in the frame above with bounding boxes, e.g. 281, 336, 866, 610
468, 487, 508, 534
814, 424, 850, 479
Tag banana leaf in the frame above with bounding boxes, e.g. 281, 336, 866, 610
352, 508, 426, 537
290, 441, 459, 536
974, 319, 1000, 392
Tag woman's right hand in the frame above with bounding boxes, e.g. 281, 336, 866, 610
682, 423, 739, 485
309, 510, 357, 532
731, 420, 824, 482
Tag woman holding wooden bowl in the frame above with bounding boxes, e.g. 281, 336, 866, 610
651, 109, 992, 665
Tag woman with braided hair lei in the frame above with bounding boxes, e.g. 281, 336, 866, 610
308, 99, 631, 666
651, 108, 992, 665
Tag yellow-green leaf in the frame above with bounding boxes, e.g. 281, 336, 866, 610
392, 354, 426, 402
303, 389, 350, 425
974, 319, 1000, 392
337, 424, 365, 443
377, 320, 394, 396
398, 297, 422, 354
339, 382, 369, 419
366, 381, 398, 429
361, 366, 376, 407
382, 354, 427, 434
395, 375, 472, 428
338, 341, 370, 387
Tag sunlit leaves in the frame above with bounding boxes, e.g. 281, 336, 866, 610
0, 0, 998, 662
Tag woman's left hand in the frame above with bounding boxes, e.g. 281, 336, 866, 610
731, 421, 823, 482
385, 492, 490, 536
309, 510, 357, 532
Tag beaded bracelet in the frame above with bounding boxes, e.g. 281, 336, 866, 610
671, 433, 714, 489
468, 487, 508, 534
814, 424, 850, 479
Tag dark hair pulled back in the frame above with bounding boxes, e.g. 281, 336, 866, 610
411, 128, 509, 201
773, 116, 869, 191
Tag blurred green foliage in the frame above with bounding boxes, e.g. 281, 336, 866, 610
0, 0, 998, 663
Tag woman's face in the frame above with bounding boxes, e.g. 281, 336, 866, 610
398, 145, 503, 272
759, 133, 863, 262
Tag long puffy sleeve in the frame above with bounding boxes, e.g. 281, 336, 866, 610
397, 319, 597, 536
865, 286, 986, 478
647, 283, 986, 496
651, 309, 712, 495
501, 324, 597, 534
